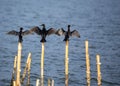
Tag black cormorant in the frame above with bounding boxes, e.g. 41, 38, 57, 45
56, 25, 80, 41
30, 24, 56, 42
7, 27, 33, 42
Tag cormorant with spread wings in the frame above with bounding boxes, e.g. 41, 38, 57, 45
30, 24, 56, 42
7, 27, 33, 42
56, 25, 80, 41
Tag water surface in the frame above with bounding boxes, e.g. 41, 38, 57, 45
0, 0, 120, 86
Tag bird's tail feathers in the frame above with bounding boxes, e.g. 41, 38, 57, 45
40, 38, 46, 42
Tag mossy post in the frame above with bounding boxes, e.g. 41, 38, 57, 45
41, 42, 45, 86
96, 54, 102, 86
85, 40, 91, 86
65, 40, 69, 86
16, 42, 22, 86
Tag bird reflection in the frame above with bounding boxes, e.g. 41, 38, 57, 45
56, 25, 80, 41
30, 24, 56, 42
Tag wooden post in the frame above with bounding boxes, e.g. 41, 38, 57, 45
36, 79, 40, 86
16, 42, 22, 86
21, 53, 31, 84
13, 81, 16, 86
14, 56, 17, 73
51, 79, 54, 86
10, 56, 17, 86
27, 55, 32, 86
96, 54, 102, 86
65, 40, 69, 86
47, 79, 51, 86
85, 40, 91, 86
41, 42, 45, 86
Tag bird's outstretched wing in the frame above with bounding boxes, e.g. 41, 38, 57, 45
22, 30, 34, 36
56, 28, 66, 36
71, 30, 80, 38
30, 26, 42, 35
47, 28, 56, 35
7, 30, 19, 36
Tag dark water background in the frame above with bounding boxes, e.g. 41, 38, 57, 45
0, 0, 120, 86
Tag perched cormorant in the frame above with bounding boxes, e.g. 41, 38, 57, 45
56, 25, 80, 41
30, 24, 56, 42
7, 27, 33, 42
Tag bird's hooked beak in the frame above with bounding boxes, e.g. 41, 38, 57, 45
41, 24, 45, 28
41, 24, 45, 26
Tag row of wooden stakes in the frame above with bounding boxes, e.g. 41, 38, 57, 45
10, 40, 102, 86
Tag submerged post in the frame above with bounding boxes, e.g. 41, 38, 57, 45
85, 40, 91, 86
65, 40, 69, 86
16, 42, 22, 86
41, 42, 45, 86
96, 54, 102, 86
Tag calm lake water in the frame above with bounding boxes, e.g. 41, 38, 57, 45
0, 0, 120, 86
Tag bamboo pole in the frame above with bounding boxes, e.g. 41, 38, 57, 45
36, 79, 40, 86
10, 56, 17, 86
21, 53, 31, 84
27, 55, 32, 86
96, 54, 102, 86
13, 81, 16, 86
16, 42, 22, 86
51, 79, 54, 86
65, 40, 69, 86
47, 79, 51, 86
21, 58, 29, 83
41, 42, 45, 86
85, 40, 91, 86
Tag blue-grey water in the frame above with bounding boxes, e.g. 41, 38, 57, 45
0, 0, 120, 86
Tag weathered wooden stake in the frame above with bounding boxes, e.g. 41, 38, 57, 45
10, 56, 17, 86
96, 54, 102, 86
85, 40, 91, 86
13, 81, 16, 86
51, 79, 54, 86
36, 79, 40, 86
16, 42, 22, 86
65, 40, 69, 86
48, 79, 51, 86
41, 42, 45, 86
21, 53, 31, 85
27, 55, 32, 86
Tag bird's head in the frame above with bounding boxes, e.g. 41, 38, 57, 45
41, 24, 45, 28
68, 25, 71, 31
68, 25, 71, 28
20, 27, 23, 31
